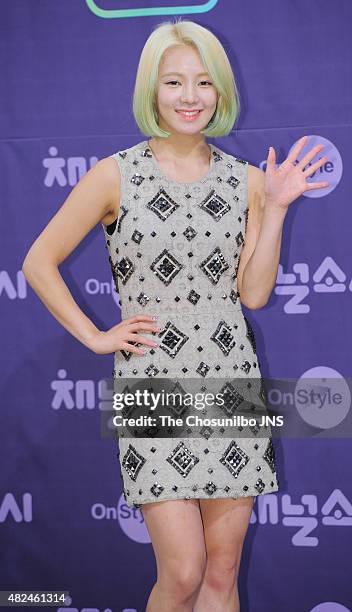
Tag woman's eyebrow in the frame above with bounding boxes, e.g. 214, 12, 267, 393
161, 71, 210, 77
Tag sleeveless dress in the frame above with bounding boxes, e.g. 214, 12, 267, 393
101, 139, 279, 509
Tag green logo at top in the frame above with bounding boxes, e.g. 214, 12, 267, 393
85, 0, 219, 19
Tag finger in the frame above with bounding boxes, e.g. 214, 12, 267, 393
123, 314, 157, 325
302, 156, 328, 178
119, 341, 146, 355
126, 333, 158, 347
305, 180, 330, 189
128, 322, 160, 333
266, 146, 276, 173
297, 144, 326, 172
286, 135, 309, 165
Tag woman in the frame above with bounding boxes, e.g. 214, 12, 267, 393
22, 19, 329, 612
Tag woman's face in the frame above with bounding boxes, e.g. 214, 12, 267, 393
155, 44, 218, 137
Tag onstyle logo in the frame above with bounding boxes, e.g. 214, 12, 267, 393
90, 495, 150, 544
294, 366, 351, 430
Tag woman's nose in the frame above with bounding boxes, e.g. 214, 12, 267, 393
180, 88, 198, 103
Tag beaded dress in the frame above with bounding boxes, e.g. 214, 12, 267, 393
102, 139, 279, 508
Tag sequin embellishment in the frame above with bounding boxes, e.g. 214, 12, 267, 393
102, 140, 279, 509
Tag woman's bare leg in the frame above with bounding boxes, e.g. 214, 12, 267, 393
141, 498, 207, 612
193, 496, 254, 612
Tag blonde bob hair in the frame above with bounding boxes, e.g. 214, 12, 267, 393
133, 19, 240, 138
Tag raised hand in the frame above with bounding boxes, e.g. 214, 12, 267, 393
264, 136, 330, 211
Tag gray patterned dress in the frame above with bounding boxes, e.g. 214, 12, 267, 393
101, 139, 279, 508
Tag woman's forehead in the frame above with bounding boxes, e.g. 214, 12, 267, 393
160, 46, 207, 73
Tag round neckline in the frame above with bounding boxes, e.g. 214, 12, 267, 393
144, 140, 215, 186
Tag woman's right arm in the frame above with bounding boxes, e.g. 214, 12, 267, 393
21, 156, 160, 355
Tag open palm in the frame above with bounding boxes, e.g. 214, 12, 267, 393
265, 136, 330, 210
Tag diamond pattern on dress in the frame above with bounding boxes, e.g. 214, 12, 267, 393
150, 249, 183, 285
204, 482, 218, 496
226, 176, 240, 190
219, 382, 245, 416
166, 441, 200, 478
263, 439, 276, 473
199, 246, 230, 285
201, 427, 214, 442
112, 256, 135, 285
146, 188, 180, 221
255, 478, 265, 493
249, 421, 260, 436
214, 151, 223, 162
131, 173, 145, 186
243, 315, 257, 353
144, 364, 160, 377
120, 348, 134, 361
220, 441, 250, 478
150, 483, 165, 498
107, 255, 119, 294
241, 361, 252, 374
210, 320, 237, 356
136, 291, 150, 307
141, 147, 153, 159
229, 288, 239, 305
158, 321, 190, 359
104, 143, 278, 507
122, 444, 146, 482
198, 189, 231, 222
183, 226, 197, 241
187, 289, 201, 305
131, 229, 144, 244
196, 362, 210, 377
236, 231, 244, 247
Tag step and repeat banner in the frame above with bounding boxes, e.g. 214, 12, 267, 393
1, 2, 351, 611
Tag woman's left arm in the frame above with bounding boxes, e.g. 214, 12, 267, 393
237, 136, 330, 309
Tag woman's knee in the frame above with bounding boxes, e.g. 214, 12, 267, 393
159, 554, 207, 599
204, 551, 241, 591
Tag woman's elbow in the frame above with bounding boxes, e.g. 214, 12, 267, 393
240, 295, 268, 310
21, 251, 46, 281
21, 252, 36, 278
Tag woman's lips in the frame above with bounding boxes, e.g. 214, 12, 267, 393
175, 110, 202, 121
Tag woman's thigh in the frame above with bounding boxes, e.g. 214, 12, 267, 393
141, 498, 207, 578
199, 496, 254, 571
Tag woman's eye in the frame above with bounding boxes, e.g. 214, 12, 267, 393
165, 80, 213, 86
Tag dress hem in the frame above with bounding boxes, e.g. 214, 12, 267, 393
124, 484, 280, 509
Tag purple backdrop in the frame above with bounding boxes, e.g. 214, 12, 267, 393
1, 1, 351, 611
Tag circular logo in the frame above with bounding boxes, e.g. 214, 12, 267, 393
295, 366, 350, 429
310, 604, 351, 612
288, 135, 342, 198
